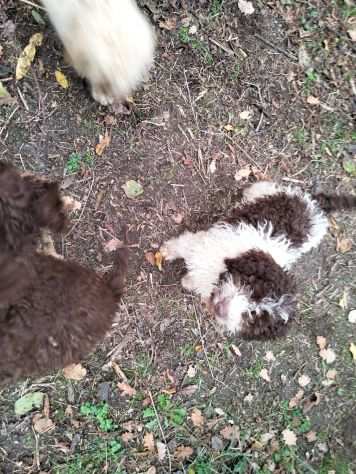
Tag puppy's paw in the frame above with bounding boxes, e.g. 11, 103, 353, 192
181, 274, 195, 291
91, 84, 116, 106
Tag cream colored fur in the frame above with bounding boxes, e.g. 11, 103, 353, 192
42, 0, 155, 105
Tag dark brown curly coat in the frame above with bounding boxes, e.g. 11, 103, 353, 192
0, 163, 128, 386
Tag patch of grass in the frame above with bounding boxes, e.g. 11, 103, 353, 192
143, 394, 187, 432
245, 359, 264, 379
319, 454, 352, 474
66, 151, 94, 173
209, 0, 223, 18
178, 27, 213, 64
134, 353, 153, 378
272, 446, 297, 472
80, 402, 118, 432
303, 69, 319, 94
293, 127, 308, 146
54, 437, 123, 474
280, 401, 311, 435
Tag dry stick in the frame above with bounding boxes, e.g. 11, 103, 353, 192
233, 139, 263, 171
0, 105, 19, 138
148, 390, 172, 473
19, 0, 45, 10
192, 303, 215, 380
254, 33, 298, 62
65, 172, 95, 238
209, 37, 235, 56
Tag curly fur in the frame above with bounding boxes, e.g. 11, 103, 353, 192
0, 163, 128, 386
161, 181, 356, 339
42, 0, 155, 105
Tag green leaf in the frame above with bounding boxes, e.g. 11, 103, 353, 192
342, 157, 356, 177
122, 180, 144, 199
31, 9, 46, 25
15, 392, 44, 416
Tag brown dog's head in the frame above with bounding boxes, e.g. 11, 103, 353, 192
0, 162, 67, 251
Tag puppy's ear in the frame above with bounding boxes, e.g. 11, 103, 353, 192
33, 182, 67, 233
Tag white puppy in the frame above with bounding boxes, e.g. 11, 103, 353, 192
42, 0, 155, 105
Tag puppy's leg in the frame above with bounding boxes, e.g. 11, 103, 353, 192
243, 181, 279, 202
181, 273, 196, 291
38, 230, 63, 260
42, 0, 155, 105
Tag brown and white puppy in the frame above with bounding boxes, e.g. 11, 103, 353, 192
161, 182, 356, 339
0, 163, 128, 386
42, 0, 155, 105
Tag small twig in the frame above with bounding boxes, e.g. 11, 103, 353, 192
0, 105, 19, 137
233, 140, 263, 171
254, 33, 297, 62
65, 171, 95, 238
148, 391, 172, 473
17, 87, 29, 111
192, 303, 215, 380
209, 37, 235, 56
19, 0, 45, 10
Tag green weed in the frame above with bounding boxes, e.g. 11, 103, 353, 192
178, 27, 213, 64
66, 152, 94, 173
143, 393, 187, 432
80, 402, 118, 432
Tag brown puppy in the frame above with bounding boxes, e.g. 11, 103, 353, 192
0, 163, 128, 386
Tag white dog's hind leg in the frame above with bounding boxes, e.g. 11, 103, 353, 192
42, 0, 155, 105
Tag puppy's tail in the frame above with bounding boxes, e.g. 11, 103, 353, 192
313, 193, 356, 213
106, 247, 129, 301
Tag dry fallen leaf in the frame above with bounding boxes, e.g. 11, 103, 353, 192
264, 351, 275, 362
239, 109, 253, 120
316, 336, 327, 350
122, 180, 144, 199
259, 368, 271, 382
145, 251, 156, 266
209, 160, 217, 174
63, 363, 87, 381
238, 0, 255, 15
326, 369, 337, 380
174, 445, 193, 460
61, 196, 82, 212
298, 374, 311, 388
190, 408, 204, 428
95, 130, 111, 156
234, 166, 251, 182
104, 238, 123, 253
220, 425, 240, 441
260, 432, 275, 444
348, 310, 356, 324
347, 26, 356, 42
180, 385, 198, 396
55, 70, 69, 89
349, 343, 356, 361
282, 429, 297, 446
289, 389, 304, 408
159, 17, 177, 30
16, 32, 43, 80
32, 414, 55, 434
187, 365, 197, 378
224, 124, 235, 132
305, 431, 317, 443
117, 382, 137, 397
306, 95, 320, 105
143, 432, 155, 452
339, 289, 349, 310
155, 251, 163, 271
146, 467, 157, 474
0, 81, 16, 105
230, 344, 242, 357
319, 348, 336, 364
121, 432, 135, 444
336, 237, 352, 253
156, 441, 167, 461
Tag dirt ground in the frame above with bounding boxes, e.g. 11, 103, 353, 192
0, 0, 355, 472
